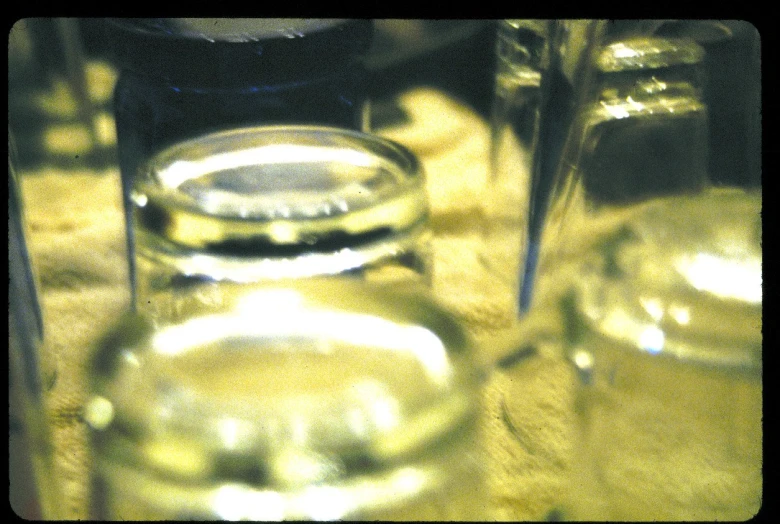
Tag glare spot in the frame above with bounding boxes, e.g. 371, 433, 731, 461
217, 418, 241, 449
268, 221, 299, 244
640, 297, 664, 322
290, 415, 310, 447
235, 288, 303, 314
132, 192, 148, 208
301, 486, 350, 521
572, 349, 594, 372
346, 407, 368, 438
639, 326, 665, 354
372, 397, 400, 430
212, 485, 285, 521
611, 43, 641, 59
391, 467, 426, 497
351, 381, 400, 431
677, 253, 762, 303
152, 315, 239, 356
273, 447, 333, 487
626, 96, 646, 112
669, 305, 691, 325
158, 145, 374, 189
84, 396, 114, 430
602, 100, 631, 119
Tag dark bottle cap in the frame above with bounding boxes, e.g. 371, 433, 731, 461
105, 18, 374, 88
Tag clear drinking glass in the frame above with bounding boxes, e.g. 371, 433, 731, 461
131, 125, 431, 322
482, 19, 551, 319
483, 20, 607, 317
536, 21, 761, 301
104, 18, 375, 306
489, 20, 762, 520
84, 279, 486, 520
552, 189, 762, 520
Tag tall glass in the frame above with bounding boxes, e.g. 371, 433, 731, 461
506, 20, 763, 520
483, 20, 607, 317
482, 20, 551, 319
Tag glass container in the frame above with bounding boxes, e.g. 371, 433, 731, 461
105, 18, 374, 302
556, 189, 762, 520
131, 125, 431, 320
539, 36, 710, 288
84, 279, 486, 520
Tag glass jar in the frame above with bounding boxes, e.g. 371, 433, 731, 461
84, 279, 486, 520
541, 36, 709, 271
130, 125, 431, 320
554, 189, 762, 520
105, 18, 374, 302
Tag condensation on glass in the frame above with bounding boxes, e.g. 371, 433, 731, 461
84, 279, 486, 520
131, 125, 431, 320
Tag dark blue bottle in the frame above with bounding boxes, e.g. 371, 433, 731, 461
105, 18, 374, 306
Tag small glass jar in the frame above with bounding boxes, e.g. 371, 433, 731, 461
514, 34, 709, 315
554, 189, 762, 521
84, 279, 486, 520
542, 37, 709, 261
131, 125, 431, 320
105, 18, 374, 301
